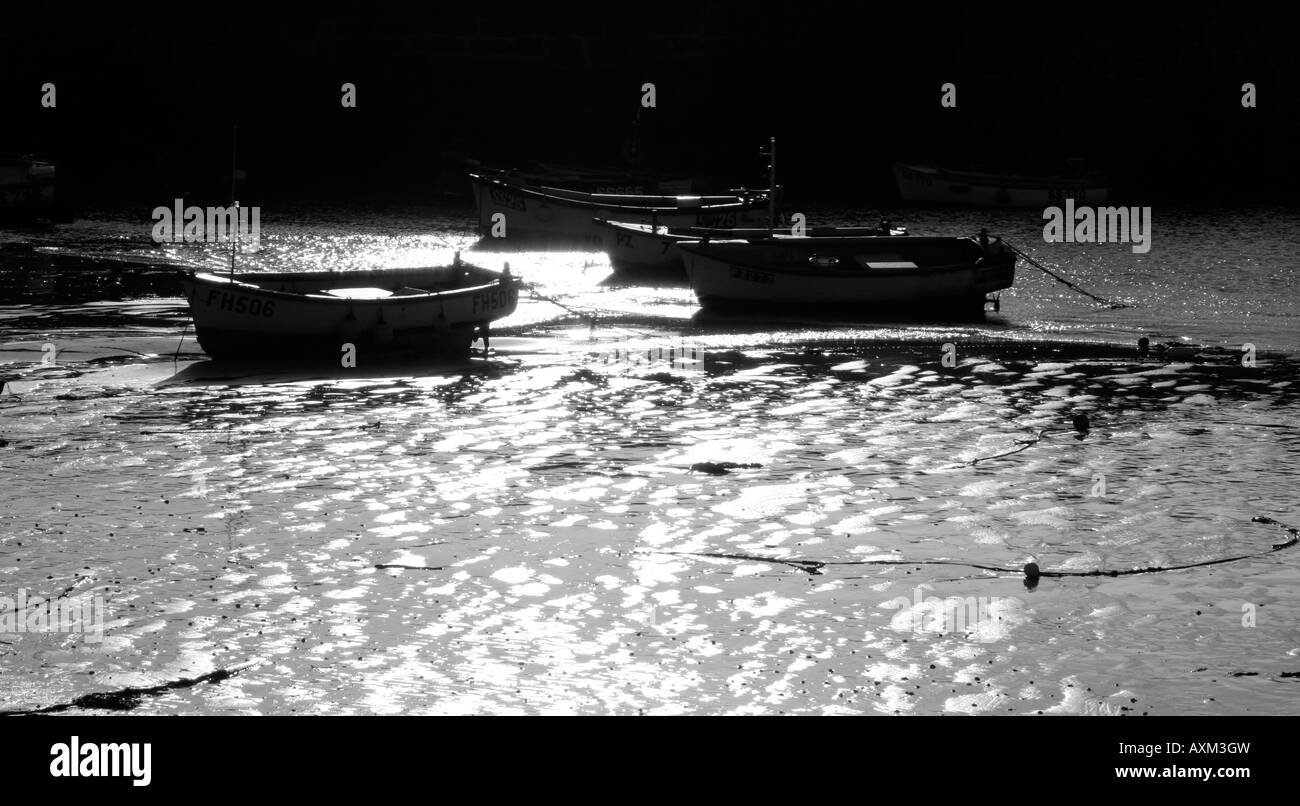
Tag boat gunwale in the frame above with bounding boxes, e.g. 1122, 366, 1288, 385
683, 258, 1013, 279
470, 173, 765, 213
595, 219, 901, 240
185, 270, 513, 305
677, 240, 1014, 278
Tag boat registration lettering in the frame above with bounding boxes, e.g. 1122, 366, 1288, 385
696, 212, 737, 228
730, 266, 774, 285
472, 286, 518, 315
206, 289, 275, 317
488, 187, 527, 211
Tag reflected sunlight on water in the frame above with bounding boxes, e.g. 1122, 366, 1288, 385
1, 204, 1298, 715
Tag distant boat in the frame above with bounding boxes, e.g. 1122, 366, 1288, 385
595, 219, 908, 276
469, 172, 770, 250
893, 161, 1109, 207
466, 159, 694, 195
0, 156, 64, 223
596, 136, 908, 276
179, 257, 519, 362
678, 234, 1016, 312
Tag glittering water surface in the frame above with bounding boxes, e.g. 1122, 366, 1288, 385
1, 204, 1298, 715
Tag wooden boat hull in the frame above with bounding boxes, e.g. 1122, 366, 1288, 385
679, 236, 1016, 312
178, 264, 519, 363
595, 220, 911, 275
596, 220, 686, 273
893, 162, 1108, 207
470, 173, 769, 250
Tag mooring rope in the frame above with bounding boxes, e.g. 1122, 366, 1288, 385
967, 428, 1060, 465
518, 281, 660, 339
173, 323, 190, 372
638, 516, 1300, 580
1004, 241, 1130, 309
520, 283, 599, 325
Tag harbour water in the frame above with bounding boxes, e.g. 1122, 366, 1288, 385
1, 203, 1297, 714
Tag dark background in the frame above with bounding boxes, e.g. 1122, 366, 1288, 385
1, 3, 1296, 208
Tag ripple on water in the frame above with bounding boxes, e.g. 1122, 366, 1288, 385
1, 336, 1298, 714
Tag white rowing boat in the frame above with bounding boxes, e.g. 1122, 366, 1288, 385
179, 257, 519, 362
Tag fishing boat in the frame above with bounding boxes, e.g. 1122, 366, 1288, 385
466, 159, 694, 195
179, 130, 520, 363
595, 219, 907, 275
178, 256, 519, 362
596, 137, 907, 276
469, 172, 770, 250
678, 233, 1016, 313
893, 161, 1109, 207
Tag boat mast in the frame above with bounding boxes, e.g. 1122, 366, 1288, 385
229, 126, 238, 280
762, 136, 777, 235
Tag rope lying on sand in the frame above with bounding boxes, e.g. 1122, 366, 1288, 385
518, 282, 660, 339
968, 428, 1064, 465
521, 283, 598, 323
173, 322, 191, 371
639, 516, 1300, 579
1029, 517, 1298, 578
1005, 241, 1130, 309
938, 421, 1087, 468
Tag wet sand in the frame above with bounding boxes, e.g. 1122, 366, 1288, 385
2, 317, 1298, 715
3, 205, 1299, 714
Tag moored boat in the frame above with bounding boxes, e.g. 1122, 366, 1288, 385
470, 172, 770, 250
893, 161, 1109, 207
178, 257, 519, 362
594, 137, 915, 278
678, 234, 1016, 313
467, 159, 694, 195
595, 219, 908, 276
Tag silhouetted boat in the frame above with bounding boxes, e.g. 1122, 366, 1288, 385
466, 159, 694, 195
893, 161, 1109, 207
678, 234, 1016, 312
595, 137, 910, 276
595, 219, 908, 275
0, 156, 65, 223
469, 172, 770, 249
178, 257, 519, 362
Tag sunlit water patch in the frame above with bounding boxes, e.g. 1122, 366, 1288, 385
1, 337, 1297, 715
2, 204, 1298, 715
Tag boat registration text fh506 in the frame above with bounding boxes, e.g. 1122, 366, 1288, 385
472, 285, 517, 315
205, 289, 277, 317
